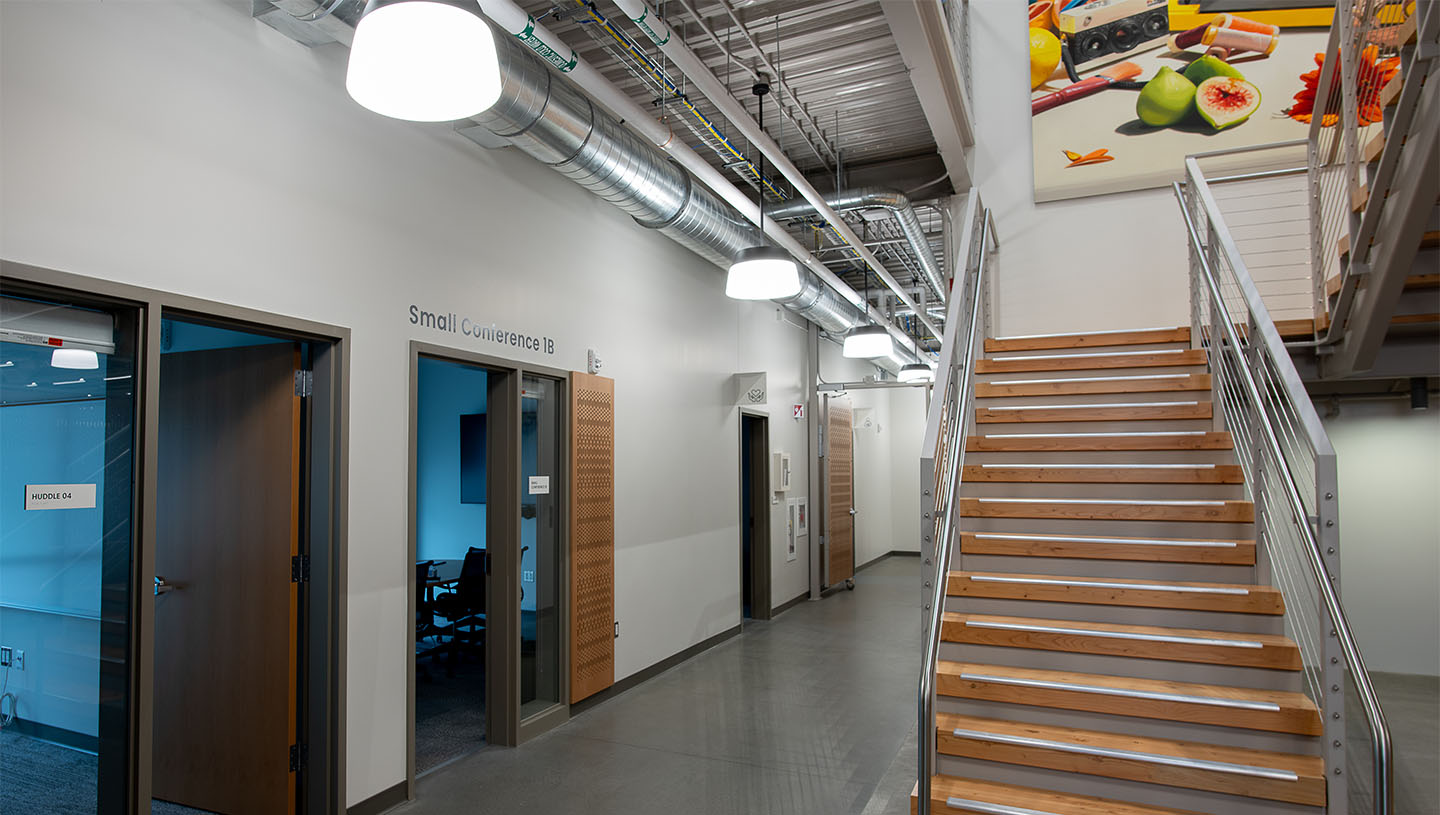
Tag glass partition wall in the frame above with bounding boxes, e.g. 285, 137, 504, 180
0, 294, 139, 815
520, 375, 562, 718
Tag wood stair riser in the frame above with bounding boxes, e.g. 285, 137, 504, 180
932, 757, 1324, 815
977, 403, 1213, 424
939, 642, 1306, 694
976, 373, 1211, 399
976, 349, 1207, 375
913, 774, 1208, 815
959, 532, 1256, 565
955, 554, 1255, 585
985, 327, 1191, 353
966, 432, 1234, 454
960, 498, 1253, 523
936, 698, 1320, 754
946, 573, 1284, 615
936, 715, 1326, 806
950, 599, 1285, 636
961, 516, 1256, 542
961, 464, 1244, 484
939, 615, 1301, 673
937, 663, 1320, 737
959, 482, 1248, 502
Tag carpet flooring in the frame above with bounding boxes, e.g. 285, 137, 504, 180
414, 643, 488, 774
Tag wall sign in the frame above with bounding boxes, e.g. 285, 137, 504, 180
25, 483, 97, 511
409, 304, 555, 356
528, 476, 551, 495
792, 404, 805, 420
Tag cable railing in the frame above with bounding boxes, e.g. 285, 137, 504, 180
916, 193, 991, 815
1176, 158, 1392, 815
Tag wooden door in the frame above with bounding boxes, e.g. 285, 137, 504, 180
825, 396, 854, 585
154, 343, 301, 815
569, 372, 614, 703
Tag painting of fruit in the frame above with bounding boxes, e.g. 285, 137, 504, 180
1027, 0, 1334, 202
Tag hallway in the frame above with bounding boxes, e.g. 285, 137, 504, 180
398, 556, 922, 815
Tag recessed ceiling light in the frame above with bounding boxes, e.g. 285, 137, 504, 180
26, 382, 37, 388
0, 361, 13, 367
52, 378, 86, 386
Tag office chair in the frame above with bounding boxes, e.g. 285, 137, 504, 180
431, 547, 487, 664
415, 560, 447, 677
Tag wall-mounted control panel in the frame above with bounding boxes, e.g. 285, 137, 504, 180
772, 452, 791, 492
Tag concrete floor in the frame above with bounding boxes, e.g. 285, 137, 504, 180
400, 556, 923, 815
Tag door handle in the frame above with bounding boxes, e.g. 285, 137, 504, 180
154, 575, 177, 596
849, 508, 857, 516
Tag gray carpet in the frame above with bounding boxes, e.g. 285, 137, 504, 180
415, 639, 488, 774
0, 729, 214, 814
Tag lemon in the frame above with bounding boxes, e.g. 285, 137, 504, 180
1030, 28, 1061, 90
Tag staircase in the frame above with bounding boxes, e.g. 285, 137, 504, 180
916, 326, 1326, 815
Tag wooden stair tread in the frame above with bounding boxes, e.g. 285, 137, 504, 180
941, 612, 1301, 670
977, 402, 1212, 424
1275, 318, 1316, 338
976, 349, 1207, 374
961, 531, 1255, 564
959, 497, 1254, 523
947, 571, 1283, 614
1327, 270, 1440, 298
1363, 129, 1385, 164
938, 662, 1321, 735
914, 774, 1205, 815
985, 327, 1190, 353
936, 713, 1326, 805
976, 373, 1211, 398
962, 464, 1243, 484
967, 432, 1233, 452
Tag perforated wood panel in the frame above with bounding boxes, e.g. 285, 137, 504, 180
825, 397, 854, 585
570, 372, 615, 704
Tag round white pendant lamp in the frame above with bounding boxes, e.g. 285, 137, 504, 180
346, 0, 503, 122
726, 246, 802, 299
897, 362, 933, 383
843, 324, 893, 359
725, 77, 800, 300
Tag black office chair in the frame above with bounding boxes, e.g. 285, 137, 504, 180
416, 560, 446, 676
431, 547, 487, 664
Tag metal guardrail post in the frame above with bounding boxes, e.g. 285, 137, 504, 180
1316, 449, 1347, 815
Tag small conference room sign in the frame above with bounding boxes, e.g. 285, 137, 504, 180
25, 484, 97, 511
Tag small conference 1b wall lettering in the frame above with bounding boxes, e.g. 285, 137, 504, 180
409, 305, 555, 356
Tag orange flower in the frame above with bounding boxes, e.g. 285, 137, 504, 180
1284, 46, 1401, 127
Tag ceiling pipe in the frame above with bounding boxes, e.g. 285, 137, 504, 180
594, 0, 944, 343
469, 0, 925, 357
767, 186, 947, 302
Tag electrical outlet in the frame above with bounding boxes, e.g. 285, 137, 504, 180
523, 570, 535, 582
11, 650, 21, 671
0, 646, 10, 667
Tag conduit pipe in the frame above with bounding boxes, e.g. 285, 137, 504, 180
767, 186, 947, 302
471, 0, 926, 356
598, 0, 944, 341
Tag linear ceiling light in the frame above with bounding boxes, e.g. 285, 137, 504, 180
346, 0, 502, 122
725, 76, 800, 300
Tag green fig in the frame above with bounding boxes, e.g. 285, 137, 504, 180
1195, 76, 1262, 130
1136, 66, 1197, 128
1183, 54, 1245, 86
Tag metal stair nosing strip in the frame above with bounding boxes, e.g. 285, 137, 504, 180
945, 727, 1301, 782
970, 533, 1238, 549
963, 575, 1250, 595
962, 619, 1264, 649
943, 797, 1065, 815
955, 672, 1282, 712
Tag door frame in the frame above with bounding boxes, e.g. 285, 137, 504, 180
0, 260, 350, 815
738, 409, 772, 621
405, 341, 572, 800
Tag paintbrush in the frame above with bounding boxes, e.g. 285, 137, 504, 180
1031, 61, 1143, 115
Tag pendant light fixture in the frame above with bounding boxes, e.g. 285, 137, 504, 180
897, 363, 934, 383
843, 273, 894, 359
725, 76, 801, 300
346, 0, 503, 122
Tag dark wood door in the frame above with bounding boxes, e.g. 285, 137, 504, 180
154, 343, 300, 815
826, 397, 854, 585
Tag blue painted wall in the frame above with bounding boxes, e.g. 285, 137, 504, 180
416, 358, 488, 564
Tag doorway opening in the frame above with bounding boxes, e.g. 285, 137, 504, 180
739, 413, 772, 620
151, 316, 329, 815
412, 356, 492, 774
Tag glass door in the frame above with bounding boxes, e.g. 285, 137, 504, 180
0, 293, 138, 815
520, 375, 562, 718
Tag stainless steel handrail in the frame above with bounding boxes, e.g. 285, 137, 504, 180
916, 209, 989, 815
1174, 173, 1392, 814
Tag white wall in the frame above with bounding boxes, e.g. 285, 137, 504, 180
1321, 400, 1440, 677
968, 2, 1191, 337
888, 386, 927, 555
0, 0, 930, 803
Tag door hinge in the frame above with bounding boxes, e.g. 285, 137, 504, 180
291, 554, 311, 583
289, 743, 300, 773
817, 425, 825, 458
294, 370, 313, 397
